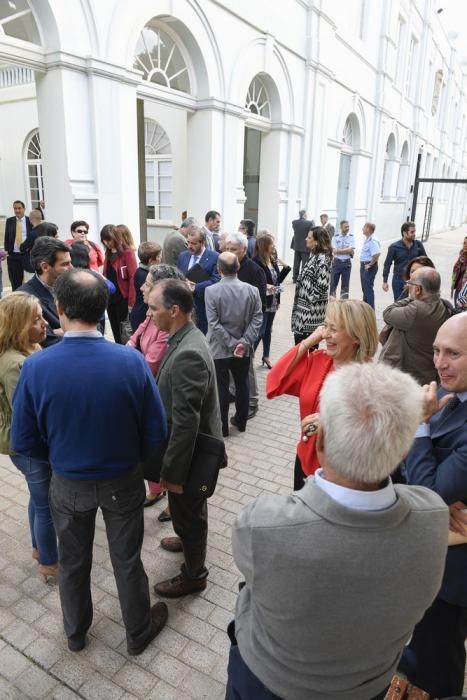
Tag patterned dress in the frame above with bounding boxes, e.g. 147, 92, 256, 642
291, 252, 332, 336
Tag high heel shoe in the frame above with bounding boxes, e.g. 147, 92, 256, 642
38, 563, 58, 582
262, 357, 272, 369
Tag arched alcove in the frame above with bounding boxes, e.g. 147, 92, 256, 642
381, 133, 397, 198
396, 140, 409, 198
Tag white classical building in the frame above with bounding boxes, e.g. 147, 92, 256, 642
0, 0, 466, 256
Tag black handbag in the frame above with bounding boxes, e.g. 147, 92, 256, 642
142, 432, 227, 498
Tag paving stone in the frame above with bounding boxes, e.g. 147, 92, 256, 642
51, 656, 94, 690
0, 645, 32, 680
79, 672, 125, 700
169, 608, 217, 645
14, 664, 58, 698
147, 650, 190, 687
153, 626, 189, 657
2, 618, 39, 650
0, 676, 24, 700
146, 679, 186, 700
113, 662, 156, 697
179, 668, 224, 699
12, 597, 47, 623
81, 638, 127, 677
51, 688, 81, 700
179, 640, 221, 674
90, 617, 126, 649
24, 636, 65, 669
0, 582, 22, 606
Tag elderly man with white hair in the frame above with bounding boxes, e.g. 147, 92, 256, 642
226, 362, 448, 700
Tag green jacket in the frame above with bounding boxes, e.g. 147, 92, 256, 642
0, 349, 25, 454
156, 321, 221, 484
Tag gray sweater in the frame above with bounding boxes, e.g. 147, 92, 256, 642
233, 477, 448, 700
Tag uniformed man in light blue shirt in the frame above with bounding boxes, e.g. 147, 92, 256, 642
330, 220, 354, 299
360, 222, 381, 309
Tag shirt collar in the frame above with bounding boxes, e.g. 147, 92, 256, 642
191, 248, 205, 259
35, 273, 54, 293
314, 468, 396, 511
64, 330, 102, 338
457, 391, 467, 402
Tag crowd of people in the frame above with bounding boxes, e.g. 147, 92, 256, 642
0, 199, 467, 698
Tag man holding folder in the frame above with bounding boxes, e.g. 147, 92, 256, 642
177, 226, 220, 333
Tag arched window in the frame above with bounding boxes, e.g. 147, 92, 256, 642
0, 0, 41, 45
134, 22, 190, 94
245, 76, 271, 119
25, 130, 45, 209
144, 119, 172, 221
396, 141, 409, 198
342, 117, 354, 147
381, 134, 396, 197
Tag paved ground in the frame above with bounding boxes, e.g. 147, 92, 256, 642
0, 225, 464, 699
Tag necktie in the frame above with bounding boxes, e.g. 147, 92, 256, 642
436, 395, 461, 429
191, 255, 199, 269
15, 219, 22, 247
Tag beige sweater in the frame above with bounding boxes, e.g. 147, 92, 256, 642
0, 349, 26, 454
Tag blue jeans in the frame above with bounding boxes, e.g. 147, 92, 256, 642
330, 259, 351, 298
360, 262, 378, 308
226, 643, 282, 699
11, 454, 58, 565
392, 275, 405, 302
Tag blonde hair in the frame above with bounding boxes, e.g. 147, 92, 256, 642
0, 293, 42, 356
115, 224, 136, 250
325, 298, 378, 362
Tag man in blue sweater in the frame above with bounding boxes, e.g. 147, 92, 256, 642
12, 268, 169, 655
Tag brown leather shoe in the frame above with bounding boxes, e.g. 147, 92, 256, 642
153, 573, 207, 598
127, 602, 168, 656
160, 536, 183, 553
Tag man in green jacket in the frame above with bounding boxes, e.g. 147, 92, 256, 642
149, 278, 222, 597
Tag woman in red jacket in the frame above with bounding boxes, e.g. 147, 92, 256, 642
100, 224, 137, 344
267, 298, 378, 489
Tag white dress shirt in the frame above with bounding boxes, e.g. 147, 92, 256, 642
314, 468, 396, 511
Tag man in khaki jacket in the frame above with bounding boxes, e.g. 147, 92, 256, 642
379, 266, 450, 384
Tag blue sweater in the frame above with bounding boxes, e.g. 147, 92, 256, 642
11, 336, 167, 480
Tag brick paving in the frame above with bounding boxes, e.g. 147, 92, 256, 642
0, 225, 464, 699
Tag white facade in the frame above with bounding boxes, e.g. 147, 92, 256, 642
0, 0, 466, 257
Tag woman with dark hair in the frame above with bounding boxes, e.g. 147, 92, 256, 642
451, 236, 467, 306
65, 220, 105, 271
253, 234, 280, 368
239, 219, 256, 258
100, 224, 137, 344
291, 226, 332, 345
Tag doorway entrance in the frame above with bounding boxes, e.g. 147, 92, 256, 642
243, 127, 261, 226
336, 153, 351, 225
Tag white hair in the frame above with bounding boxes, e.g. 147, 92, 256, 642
319, 363, 423, 483
225, 232, 248, 249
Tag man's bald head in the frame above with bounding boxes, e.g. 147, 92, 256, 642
54, 268, 109, 325
411, 266, 441, 297
434, 313, 467, 393
218, 251, 240, 276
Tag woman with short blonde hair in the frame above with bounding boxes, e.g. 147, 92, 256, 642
0, 292, 58, 581
267, 298, 378, 489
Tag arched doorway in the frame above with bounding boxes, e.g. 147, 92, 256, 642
336, 115, 360, 225
243, 75, 271, 226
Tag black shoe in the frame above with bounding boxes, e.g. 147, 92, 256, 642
127, 602, 168, 656
228, 393, 236, 403
230, 415, 246, 432
158, 508, 172, 523
248, 405, 258, 420
222, 425, 229, 438
68, 635, 86, 652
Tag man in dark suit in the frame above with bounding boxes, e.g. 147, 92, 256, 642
177, 226, 220, 334
400, 313, 467, 697
148, 279, 222, 597
225, 232, 266, 420
18, 237, 72, 347
4, 200, 32, 289
291, 209, 314, 283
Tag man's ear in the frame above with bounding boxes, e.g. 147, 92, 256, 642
39, 261, 48, 275
56, 300, 64, 316
316, 425, 325, 454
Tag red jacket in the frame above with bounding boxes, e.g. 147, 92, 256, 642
103, 248, 137, 306
267, 347, 333, 475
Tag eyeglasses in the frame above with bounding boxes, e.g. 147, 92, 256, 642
75, 229, 88, 234
405, 281, 421, 288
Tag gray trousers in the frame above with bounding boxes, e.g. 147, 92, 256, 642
49, 467, 152, 651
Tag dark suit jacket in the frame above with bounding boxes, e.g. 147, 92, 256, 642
177, 249, 220, 334
404, 398, 467, 606
238, 255, 267, 311
17, 275, 60, 348
291, 217, 314, 253
156, 321, 222, 484
5, 216, 32, 255
252, 256, 281, 309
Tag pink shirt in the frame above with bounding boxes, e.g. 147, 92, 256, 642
127, 315, 169, 376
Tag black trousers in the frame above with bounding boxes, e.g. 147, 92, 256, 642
7, 253, 24, 290
49, 467, 152, 651
107, 295, 128, 344
399, 596, 467, 697
294, 455, 307, 491
292, 251, 309, 282
168, 490, 208, 580
215, 357, 250, 431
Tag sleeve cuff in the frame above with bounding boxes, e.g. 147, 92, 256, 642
415, 423, 431, 438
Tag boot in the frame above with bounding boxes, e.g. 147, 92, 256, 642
154, 542, 208, 599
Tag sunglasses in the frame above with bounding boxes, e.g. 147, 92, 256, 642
75, 229, 88, 234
